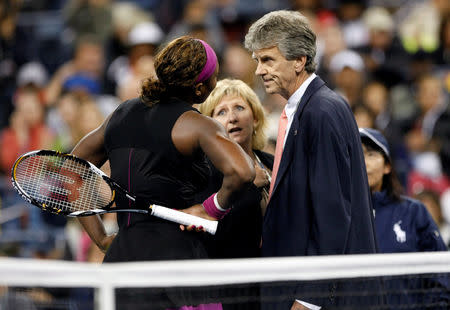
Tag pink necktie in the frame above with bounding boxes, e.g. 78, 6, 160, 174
269, 109, 288, 197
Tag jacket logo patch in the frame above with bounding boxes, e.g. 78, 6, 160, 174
393, 221, 406, 243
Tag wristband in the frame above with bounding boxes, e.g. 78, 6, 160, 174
213, 193, 227, 211
202, 193, 230, 220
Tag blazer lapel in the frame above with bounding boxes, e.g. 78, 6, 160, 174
269, 77, 326, 198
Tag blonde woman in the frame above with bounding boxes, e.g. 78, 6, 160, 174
198, 78, 273, 259
197, 78, 272, 310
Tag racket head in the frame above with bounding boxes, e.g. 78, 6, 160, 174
11, 150, 115, 216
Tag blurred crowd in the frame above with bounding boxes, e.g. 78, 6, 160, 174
0, 0, 449, 263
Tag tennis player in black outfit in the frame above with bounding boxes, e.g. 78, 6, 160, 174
71, 36, 255, 310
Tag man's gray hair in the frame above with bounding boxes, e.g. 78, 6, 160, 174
244, 10, 317, 73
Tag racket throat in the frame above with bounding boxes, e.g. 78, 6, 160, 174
125, 193, 136, 202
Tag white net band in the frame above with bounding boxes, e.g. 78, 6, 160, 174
1, 252, 450, 310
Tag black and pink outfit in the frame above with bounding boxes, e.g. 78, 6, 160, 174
196, 150, 273, 310
198, 150, 273, 259
103, 97, 221, 310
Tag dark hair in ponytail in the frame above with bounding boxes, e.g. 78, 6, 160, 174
140, 36, 207, 107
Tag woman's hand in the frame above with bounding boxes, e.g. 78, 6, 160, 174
179, 204, 217, 232
253, 163, 270, 188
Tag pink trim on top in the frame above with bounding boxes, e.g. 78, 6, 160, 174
166, 303, 222, 310
127, 149, 134, 227
195, 40, 218, 83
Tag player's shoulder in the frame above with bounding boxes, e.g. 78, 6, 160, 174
178, 110, 225, 135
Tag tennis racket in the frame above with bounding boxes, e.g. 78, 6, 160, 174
11, 150, 218, 234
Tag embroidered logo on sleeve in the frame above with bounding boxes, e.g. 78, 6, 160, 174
393, 220, 406, 243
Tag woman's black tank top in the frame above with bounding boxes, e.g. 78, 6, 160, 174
104, 97, 210, 230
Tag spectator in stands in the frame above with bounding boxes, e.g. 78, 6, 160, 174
406, 74, 447, 149
432, 12, 450, 66
48, 91, 85, 152
105, 2, 153, 74
44, 35, 106, 106
404, 74, 449, 198
360, 127, 449, 308
0, 0, 37, 130
220, 43, 261, 95
414, 189, 450, 246
356, 6, 410, 87
432, 99, 450, 180
0, 86, 54, 174
290, 0, 323, 14
0, 286, 37, 310
0, 0, 34, 67
166, 0, 225, 55
352, 102, 376, 128
0, 86, 55, 256
16, 62, 48, 102
314, 11, 347, 88
396, 0, 449, 55
77, 96, 105, 137
115, 21, 164, 101
3, 61, 50, 144
336, 0, 368, 49
244, 10, 379, 309
63, 0, 113, 45
361, 81, 390, 131
329, 49, 366, 107
46, 38, 120, 119
49, 87, 105, 152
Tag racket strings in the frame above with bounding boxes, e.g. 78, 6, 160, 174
14, 155, 112, 213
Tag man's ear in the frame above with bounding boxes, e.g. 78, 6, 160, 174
294, 56, 307, 73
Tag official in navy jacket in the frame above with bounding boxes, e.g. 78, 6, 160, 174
360, 128, 449, 309
245, 10, 379, 310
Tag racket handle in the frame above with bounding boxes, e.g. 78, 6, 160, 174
150, 205, 218, 235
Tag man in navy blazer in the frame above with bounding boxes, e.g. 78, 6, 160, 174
245, 10, 380, 309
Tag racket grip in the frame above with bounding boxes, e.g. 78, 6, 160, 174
150, 205, 218, 235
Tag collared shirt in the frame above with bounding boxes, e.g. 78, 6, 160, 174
287, 72, 321, 310
283, 73, 317, 147
296, 299, 321, 310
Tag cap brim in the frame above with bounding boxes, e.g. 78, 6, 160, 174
359, 128, 390, 158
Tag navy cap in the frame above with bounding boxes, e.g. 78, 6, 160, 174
359, 128, 390, 158
63, 74, 100, 95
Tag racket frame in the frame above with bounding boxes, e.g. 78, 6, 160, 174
11, 150, 218, 234
11, 150, 124, 216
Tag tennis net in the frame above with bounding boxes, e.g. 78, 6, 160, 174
0, 251, 449, 309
